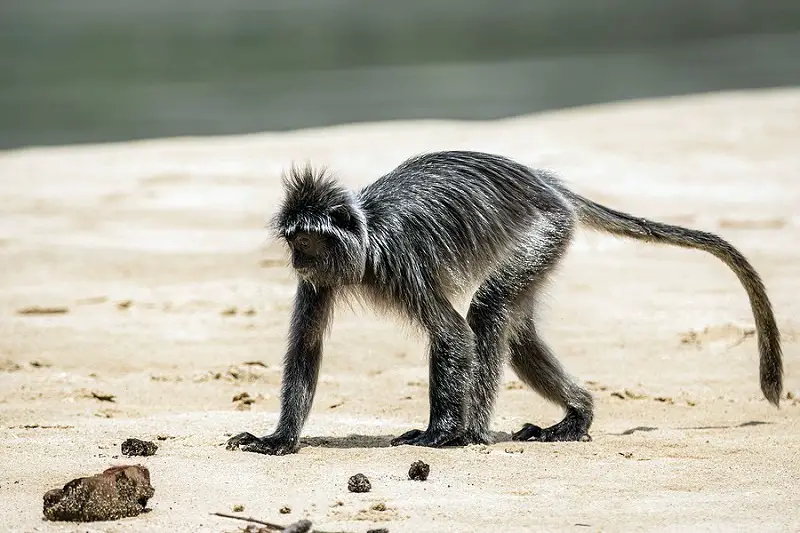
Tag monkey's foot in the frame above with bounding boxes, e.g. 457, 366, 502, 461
225, 431, 298, 456
390, 428, 466, 448
512, 412, 592, 443
447, 429, 492, 446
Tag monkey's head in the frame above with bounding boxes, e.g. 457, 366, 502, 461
271, 164, 368, 287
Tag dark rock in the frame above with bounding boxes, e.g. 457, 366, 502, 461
121, 438, 158, 457
347, 473, 371, 493
408, 460, 430, 481
43, 465, 155, 522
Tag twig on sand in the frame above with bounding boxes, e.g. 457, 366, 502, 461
211, 512, 350, 533
212, 512, 284, 530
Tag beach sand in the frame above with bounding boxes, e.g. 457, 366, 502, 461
1, 88, 798, 532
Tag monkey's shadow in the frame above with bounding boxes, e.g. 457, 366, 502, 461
299, 431, 514, 450
298, 420, 774, 449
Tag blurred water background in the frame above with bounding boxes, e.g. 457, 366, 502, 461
2, 0, 799, 149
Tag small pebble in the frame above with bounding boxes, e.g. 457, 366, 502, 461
280, 506, 291, 514
408, 460, 430, 481
347, 473, 371, 493
232, 504, 244, 512
121, 438, 158, 457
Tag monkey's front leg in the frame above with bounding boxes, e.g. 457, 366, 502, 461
227, 282, 333, 456
225, 348, 320, 455
391, 315, 474, 448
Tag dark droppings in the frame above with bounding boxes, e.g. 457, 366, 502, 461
347, 473, 371, 493
42, 465, 154, 522
121, 438, 158, 457
408, 460, 430, 481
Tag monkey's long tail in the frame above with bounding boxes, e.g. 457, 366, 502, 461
565, 191, 783, 406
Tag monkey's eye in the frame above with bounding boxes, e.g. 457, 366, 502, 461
294, 235, 311, 251
295, 236, 310, 249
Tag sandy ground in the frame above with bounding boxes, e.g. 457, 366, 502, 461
1, 88, 799, 533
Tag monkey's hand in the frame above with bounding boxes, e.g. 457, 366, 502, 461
390, 427, 465, 448
225, 431, 298, 456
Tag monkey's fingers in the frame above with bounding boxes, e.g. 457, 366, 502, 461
225, 431, 260, 450
390, 428, 466, 448
511, 423, 544, 442
512, 422, 592, 442
390, 429, 424, 446
241, 439, 297, 456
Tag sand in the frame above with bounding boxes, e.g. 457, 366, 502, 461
0, 88, 798, 533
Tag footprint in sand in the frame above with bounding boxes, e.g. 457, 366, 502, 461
679, 323, 756, 349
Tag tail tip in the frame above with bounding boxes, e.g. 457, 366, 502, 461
761, 381, 782, 408
760, 343, 783, 408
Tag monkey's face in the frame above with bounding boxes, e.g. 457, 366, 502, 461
272, 164, 369, 287
287, 231, 327, 276
281, 222, 366, 287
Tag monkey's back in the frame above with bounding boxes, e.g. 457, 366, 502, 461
357, 151, 572, 295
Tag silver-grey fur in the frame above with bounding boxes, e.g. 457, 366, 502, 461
226, 150, 783, 455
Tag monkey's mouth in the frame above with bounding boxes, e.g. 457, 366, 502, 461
294, 266, 316, 278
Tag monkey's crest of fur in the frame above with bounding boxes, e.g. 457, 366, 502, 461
272, 163, 368, 286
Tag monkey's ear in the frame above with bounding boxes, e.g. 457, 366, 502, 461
328, 205, 353, 229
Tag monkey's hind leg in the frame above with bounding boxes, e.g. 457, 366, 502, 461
509, 321, 594, 442
461, 208, 579, 445
458, 278, 517, 446
390, 298, 475, 448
